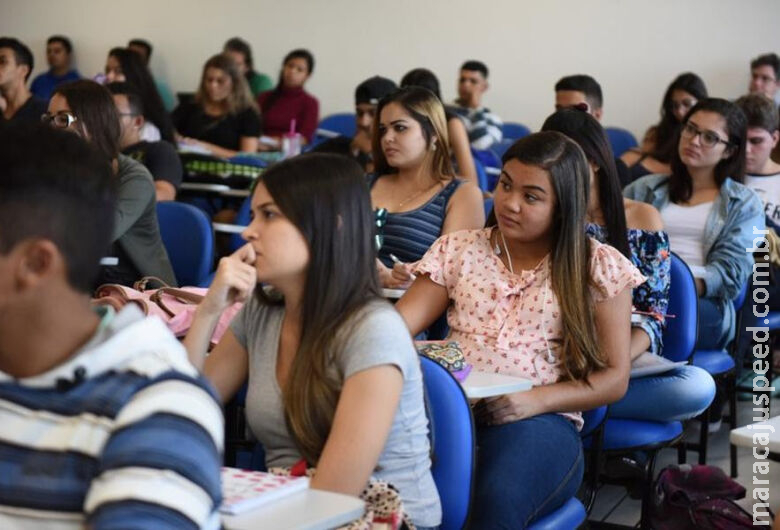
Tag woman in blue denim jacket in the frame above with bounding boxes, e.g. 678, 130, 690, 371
624, 98, 764, 350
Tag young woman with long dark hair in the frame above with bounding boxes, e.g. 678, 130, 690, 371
543, 108, 715, 423
184, 153, 441, 529
104, 47, 175, 143
396, 132, 644, 528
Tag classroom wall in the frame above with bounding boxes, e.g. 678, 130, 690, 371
2, 0, 778, 139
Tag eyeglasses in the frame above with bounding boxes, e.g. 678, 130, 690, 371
41, 111, 78, 129
374, 208, 387, 251
680, 122, 731, 149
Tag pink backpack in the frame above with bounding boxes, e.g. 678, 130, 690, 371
92, 278, 242, 346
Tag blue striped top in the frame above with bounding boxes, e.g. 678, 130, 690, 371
371, 175, 462, 267
0, 306, 223, 530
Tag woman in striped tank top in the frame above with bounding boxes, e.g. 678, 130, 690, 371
369, 87, 484, 288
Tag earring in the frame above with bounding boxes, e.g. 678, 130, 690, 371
430, 143, 437, 151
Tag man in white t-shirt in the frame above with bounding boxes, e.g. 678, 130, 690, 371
737, 94, 780, 230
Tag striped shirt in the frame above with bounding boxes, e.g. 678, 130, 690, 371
451, 103, 503, 150
371, 175, 462, 268
0, 305, 223, 530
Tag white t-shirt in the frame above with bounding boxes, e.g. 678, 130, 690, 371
661, 201, 714, 269
744, 171, 780, 229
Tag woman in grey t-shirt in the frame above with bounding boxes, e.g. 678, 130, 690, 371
184, 153, 441, 528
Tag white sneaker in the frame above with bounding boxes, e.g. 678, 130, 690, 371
708, 419, 722, 433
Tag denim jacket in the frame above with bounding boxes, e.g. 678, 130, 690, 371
623, 174, 765, 344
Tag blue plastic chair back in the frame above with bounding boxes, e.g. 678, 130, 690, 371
420, 356, 475, 530
491, 138, 516, 160
228, 196, 253, 253
156, 202, 214, 287
580, 406, 608, 439
317, 113, 357, 138
473, 156, 490, 193
662, 253, 699, 362
483, 197, 494, 219
604, 127, 638, 157
502, 122, 531, 140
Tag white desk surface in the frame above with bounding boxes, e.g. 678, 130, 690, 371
461, 370, 533, 399
381, 288, 407, 299
222, 488, 365, 530
213, 222, 248, 234
180, 182, 250, 198
730, 415, 780, 453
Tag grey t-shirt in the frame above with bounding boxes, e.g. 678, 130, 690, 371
230, 296, 442, 527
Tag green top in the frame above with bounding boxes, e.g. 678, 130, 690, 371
247, 71, 274, 97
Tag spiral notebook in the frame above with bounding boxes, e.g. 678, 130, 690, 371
220, 467, 310, 515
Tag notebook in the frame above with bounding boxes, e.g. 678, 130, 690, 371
630, 352, 687, 379
220, 467, 310, 515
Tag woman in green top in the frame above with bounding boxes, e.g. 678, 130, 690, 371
223, 37, 273, 97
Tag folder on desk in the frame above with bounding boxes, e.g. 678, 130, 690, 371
220, 467, 310, 515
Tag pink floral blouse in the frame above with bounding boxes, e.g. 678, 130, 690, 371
413, 228, 646, 429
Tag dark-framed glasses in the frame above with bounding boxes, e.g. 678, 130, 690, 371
41, 111, 78, 129
680, 122, 731, 149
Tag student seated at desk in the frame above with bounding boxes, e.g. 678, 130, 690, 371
257, 49, 319, 147
47, 80, 176, 287
108, 82, 182, 201
621, 73, 708, 182
400, 68, 478, 187
395, 132, 644, 528
173, 54, 260, 158
624, 98, 764, 352
184, 153, 442, 529
370, 87, 484, 288
542, 108, 715, 424
104, 47, 175, 144
0, 123, 222, 529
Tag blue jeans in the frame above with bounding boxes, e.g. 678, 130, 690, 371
609, 365, 716, 421
471, 413, 584, 529
697, 297, 729, 350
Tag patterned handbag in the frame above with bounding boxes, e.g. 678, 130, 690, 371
415, 341, 466, 372
269, 460, 415, 530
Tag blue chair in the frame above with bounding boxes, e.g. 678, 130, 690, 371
419, 356, 475, 530
314, 113, 357, 143
228, 196, 252, 253
686, 282, 749, 472
491, 137, 516, 160
156, 202, 215, 287
483, 197, 494, 219
502, 122, 531, 140
527, 498, 586, 530
605, 127, 638, 157
473, 156, 490, 193
584, 253, 696, 528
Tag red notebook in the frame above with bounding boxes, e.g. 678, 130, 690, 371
220, 467, 310, 515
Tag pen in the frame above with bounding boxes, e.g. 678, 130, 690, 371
389, 254, 416, 280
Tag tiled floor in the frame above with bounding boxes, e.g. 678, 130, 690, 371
587, 395, 779, 527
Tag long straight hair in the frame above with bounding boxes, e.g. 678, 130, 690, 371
495, 132, 606, 383
54, 80, 121, 164
669, 98, 747, 203
371, 86, 454, 182
196, 54, 258, 116
108, 47, 174, 143
256, 153, 382, 465
541, 109, 631, 259
653, 73, 708, 163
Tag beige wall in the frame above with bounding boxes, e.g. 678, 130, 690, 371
2, 0, 778, 139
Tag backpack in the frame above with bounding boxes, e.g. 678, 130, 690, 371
649, 464, 764, 529
92, 277, 242, 347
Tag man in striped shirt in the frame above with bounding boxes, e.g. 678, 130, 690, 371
452, 60, 503, 150
0, 123, 223, 529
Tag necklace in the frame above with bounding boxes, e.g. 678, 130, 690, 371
396, 181, 442, 210
493, 229, 514, 274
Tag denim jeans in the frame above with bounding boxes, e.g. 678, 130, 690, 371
609, 364, 716, 421
470, 413, 584, 529
697, 297, 729, 350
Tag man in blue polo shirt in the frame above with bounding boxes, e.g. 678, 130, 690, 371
0, 123, 223, 530
30, 35, 81, 100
